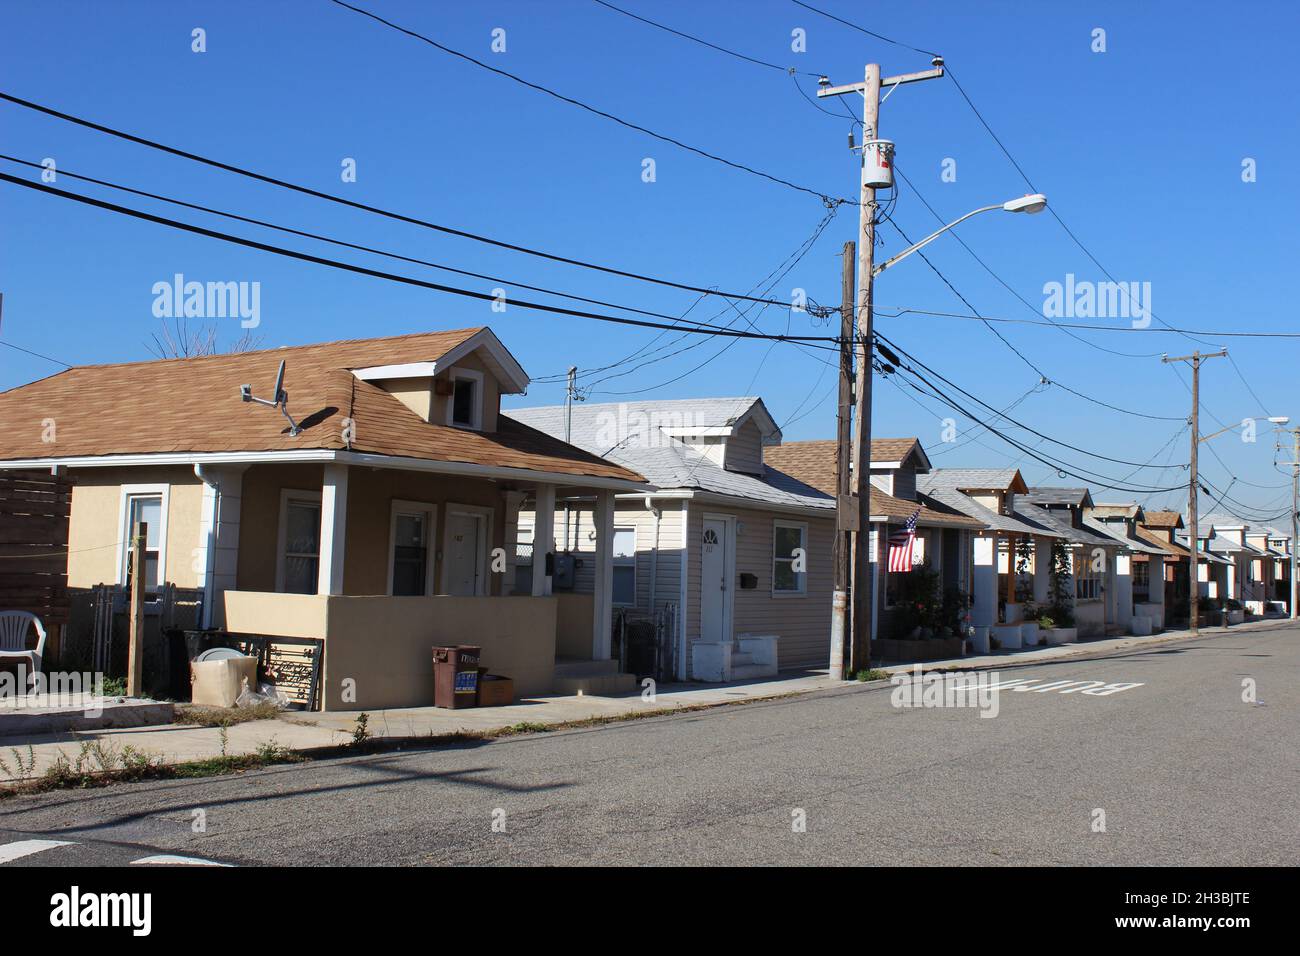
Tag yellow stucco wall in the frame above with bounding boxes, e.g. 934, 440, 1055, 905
553, 592, 594, 658
66, 466, 204, 588
223, 590, 557, 709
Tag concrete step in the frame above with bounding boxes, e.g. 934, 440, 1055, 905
552, 672, 638, 697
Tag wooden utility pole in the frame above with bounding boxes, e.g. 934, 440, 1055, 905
829, 240, 856, 680
1279, 424, 1300, 620
1162, 349, 1226, 634
818, 60, 945, 674
126, 521, 146, 697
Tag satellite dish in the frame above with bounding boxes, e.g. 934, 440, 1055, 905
239, 359, 302, 436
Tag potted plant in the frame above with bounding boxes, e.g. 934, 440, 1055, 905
1225, 598, 1245, 625
1020, 600, 1040, 647
1042, 540, 1078, 643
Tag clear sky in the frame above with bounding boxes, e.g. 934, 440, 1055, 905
2, 1, 1297, 519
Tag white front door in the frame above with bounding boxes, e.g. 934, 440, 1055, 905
700, 517, 728, 641
444, 511, 484, 596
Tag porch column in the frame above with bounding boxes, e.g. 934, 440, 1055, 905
1225, 559, 1238, 603
1149, 555, 1165, 626
531, 484, 555, 597
1033, 537, 1051, 605
591, 489, 615, 660
1114, 552, 1133, 631
318, 463, 348, 595
195, 465, 244, 627
972, 534, 996, 628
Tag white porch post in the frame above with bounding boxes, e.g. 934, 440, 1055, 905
531, 484, 556, 597
972, 534, 996, 627
1033, 537, 1051, 605
592, 489, 615, 660
1225, 558, 1238, 604
195, 465, 244, 627
318, 463, 348, 595
1115, 552, 1133, 631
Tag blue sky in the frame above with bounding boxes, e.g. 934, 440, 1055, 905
2, 1, 1297, 518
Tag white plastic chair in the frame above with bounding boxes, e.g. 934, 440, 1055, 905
0, 611, 47, 689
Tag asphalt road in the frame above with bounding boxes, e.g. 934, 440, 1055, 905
1, 625, 1296, 866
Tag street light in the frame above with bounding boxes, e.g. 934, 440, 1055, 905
1198, 415, 1290, 443
873, 194, 1048, 277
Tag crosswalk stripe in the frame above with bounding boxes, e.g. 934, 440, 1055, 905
130, 854, 231, 867
0, 839, 75, 863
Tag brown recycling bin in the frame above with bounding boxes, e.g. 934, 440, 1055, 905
433, 645, 482, 709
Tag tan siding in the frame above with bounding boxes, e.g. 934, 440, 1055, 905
724, 420, 764, 474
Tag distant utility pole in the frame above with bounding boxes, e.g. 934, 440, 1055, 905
1278, 423, 1300, 620
1162, 349, 1227, 634
830, 240, 855, 680
562, 365, 580, 551
819, 59, 945, 674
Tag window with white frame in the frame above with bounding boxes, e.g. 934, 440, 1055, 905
773, 520, 807, 595
279, 492, 322, 594
120, 492, 164, 590
447, 368, 484, 430
389, 502, 435, 596
1133, 560, 1150, 588
1074, 553, 1101, 600
612, 527, 636, 606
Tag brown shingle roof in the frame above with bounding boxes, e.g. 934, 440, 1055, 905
1136, 525, 1189, 559
0, 329, 643, 483
762, 440, 981, 528
1143, 510, 1184, 529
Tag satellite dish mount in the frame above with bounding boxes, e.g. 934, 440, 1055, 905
240, 359, 301, 436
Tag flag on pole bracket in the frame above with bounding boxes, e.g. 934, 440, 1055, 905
887, 509, 921, 573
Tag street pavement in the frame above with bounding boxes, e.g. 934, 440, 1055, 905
0, 625, 1295, 866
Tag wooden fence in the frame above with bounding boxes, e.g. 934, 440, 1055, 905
0, 470, 72, 626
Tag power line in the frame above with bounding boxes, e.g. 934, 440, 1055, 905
876, 329, 1187, 471
0, 173, 844, 349
592, 0, 823, 76
874, 304, 1300, 340
0, 339, 72, 367
787, 0, 938, 59
0, 91, 834, 315
324, 0, 850, 205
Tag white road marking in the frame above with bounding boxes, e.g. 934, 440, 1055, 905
130, 854, 231, 867
0, 839, 75, 863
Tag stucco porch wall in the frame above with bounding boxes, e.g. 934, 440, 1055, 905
554, 591, 595, 658
1075, 599, 1105, 638
223, 591, 556, 710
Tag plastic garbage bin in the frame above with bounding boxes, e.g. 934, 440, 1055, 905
433, 645, 481, 709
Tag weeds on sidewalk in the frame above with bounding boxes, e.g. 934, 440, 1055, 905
0, 746, 38, 782
351, 712, 370, 746
176, 701, 285, 727
853, 669, 891, 682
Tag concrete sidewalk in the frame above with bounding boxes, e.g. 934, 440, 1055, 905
0, 617, 1288, 784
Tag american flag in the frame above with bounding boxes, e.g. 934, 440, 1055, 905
887, 509, 921, 573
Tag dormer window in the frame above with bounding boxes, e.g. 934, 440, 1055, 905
446, 368, 484, 430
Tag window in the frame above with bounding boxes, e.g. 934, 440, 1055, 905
389, 502, 436, 596
612, 527, 636, 606
1074, 555, 1101, 600
773, 521, 807, 595
278, 492, 322, 594
446, 368, 484, 430
1133, 561, 1150, 588
122, 494, 163, 589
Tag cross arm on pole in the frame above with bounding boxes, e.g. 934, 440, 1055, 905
817, 66, 945, 98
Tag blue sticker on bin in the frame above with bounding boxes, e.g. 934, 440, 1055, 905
454, 671, 478, 694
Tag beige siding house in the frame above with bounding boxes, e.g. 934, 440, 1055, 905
0, 327, 650, 709
510, 398, 836, 681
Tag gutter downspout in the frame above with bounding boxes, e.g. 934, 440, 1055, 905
194, 463, 220, 628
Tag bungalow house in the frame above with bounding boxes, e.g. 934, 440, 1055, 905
761, 438, 984, 649
508, 398, 834, 683
0, 327, 652, 709
1083, 503, 1169, 630
1136, 510, 1191, 621
1175, 524, 1234, 604
1200, 512, 1271, 612
915, 468, 1066, 649
1015, 487, 1123, 638
1245, 525, 1293, 613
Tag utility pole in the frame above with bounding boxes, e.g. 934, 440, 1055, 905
127, 521, 146, 697
830, 240, 855, 680
819, 59, 945, 674
1278, 424, 1300, 620
1162, 349, 1226, 634
562, 366, 580, 552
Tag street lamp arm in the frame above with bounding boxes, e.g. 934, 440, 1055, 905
872, 204, 1002, 278
1198, 415, 1292, 444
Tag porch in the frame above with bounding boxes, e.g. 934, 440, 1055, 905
204, 459, 637, 709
